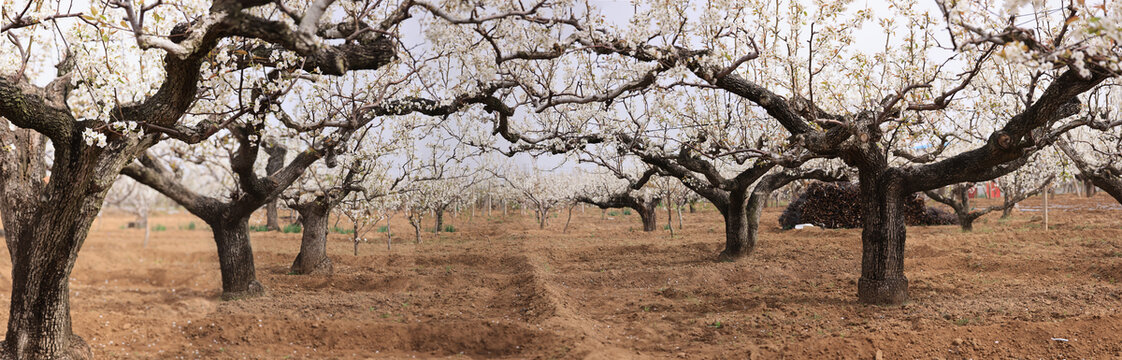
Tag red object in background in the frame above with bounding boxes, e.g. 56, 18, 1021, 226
986, 182, 1001, 198
966, 182, 1003, 199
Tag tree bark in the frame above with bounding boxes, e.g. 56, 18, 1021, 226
3, 204, 98, 360
1084, 179, 1097, 198
263, 141, 287, 231
210, 217, 265, 300
717, 188, 753, 261
638, 203, 657, 232
290, 203, 333, 275
537, 207, 547, 229
409, 213, 423, 244
666, 199, 674, 237
0, 125, 117, 359
857, 169, 909, 305
434, 207, 444, 233
265, 202, 281, 231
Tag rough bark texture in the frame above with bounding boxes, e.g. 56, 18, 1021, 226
639, 203, 658, 231
716, 188, 752, 261
290, 203, 333, 275
3, 198, 101, 360
634, 146, 779, 261
288, 179, 355, 275
210, 218, 264, 300
0, 106, 150, 359
0, 123, 137, 359
856, 169, 910, 305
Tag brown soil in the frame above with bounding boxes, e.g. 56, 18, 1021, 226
1, 194, 1121, 359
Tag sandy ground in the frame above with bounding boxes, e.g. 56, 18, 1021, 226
0, 194, 1119, 359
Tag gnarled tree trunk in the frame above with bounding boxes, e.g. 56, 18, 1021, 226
290, 201, 333, 275
0, 127, 128, 359
717, 188, 753, 261
857, 169, 909, 305
209, 216, 264, 300
637, 202, 658, 231
4, 201, 99, 360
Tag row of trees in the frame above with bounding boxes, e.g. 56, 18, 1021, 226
0, 0, 1120, 357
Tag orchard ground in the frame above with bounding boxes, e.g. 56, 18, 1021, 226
2, 194, 1121, 359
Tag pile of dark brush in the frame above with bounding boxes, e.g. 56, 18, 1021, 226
779, 182, 956, 230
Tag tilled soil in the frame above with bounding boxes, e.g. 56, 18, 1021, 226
0, 194, 1119, 359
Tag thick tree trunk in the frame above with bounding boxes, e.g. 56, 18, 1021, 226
210, 218, 264, 300
3, 207, 97, 360
0, 128, 120, 359
638, 203, 657, 231
1079, 174, 1122, 204
717, 188, 753, 261
290, 205, 333, 275
857, 170, 909, 305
